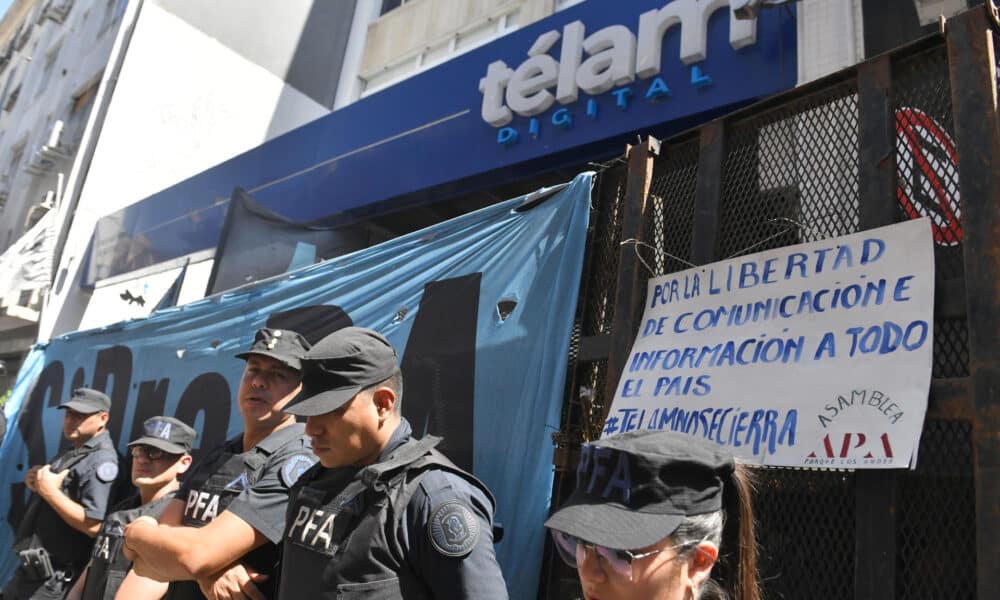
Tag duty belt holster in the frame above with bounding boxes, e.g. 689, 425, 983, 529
13, 536, 55, 581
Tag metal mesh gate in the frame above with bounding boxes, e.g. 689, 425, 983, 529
543, 7, 998, 599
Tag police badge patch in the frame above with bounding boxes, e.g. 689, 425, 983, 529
96, 462, 119, 483
280, 454, 315, 487
428, 501, 479, 557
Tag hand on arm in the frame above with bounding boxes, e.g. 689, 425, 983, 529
124, 511, 267, 581
197, 563, 268, 600
24, 465, 41, 493
36, 465, 102, 537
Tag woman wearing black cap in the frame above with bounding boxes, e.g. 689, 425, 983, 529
544, 430, 759, 600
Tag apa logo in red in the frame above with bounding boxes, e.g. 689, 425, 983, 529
895, 107, 962, 246
808, 433, 894, 460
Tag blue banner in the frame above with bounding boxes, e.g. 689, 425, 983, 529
0, 172, 593, 598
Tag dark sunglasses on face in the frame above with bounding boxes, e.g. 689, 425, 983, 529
130, 445, 179, 462
551, 530, 688, 582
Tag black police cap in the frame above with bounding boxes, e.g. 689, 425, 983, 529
283, 327, 398, 417
128, 416, 197, 454
235, 328, 311, 371
544, 429, 735, 550
58, 387, 111, 414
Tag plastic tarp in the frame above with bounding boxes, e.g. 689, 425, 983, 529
0, 210, 54, 297
0, 172, 592, 598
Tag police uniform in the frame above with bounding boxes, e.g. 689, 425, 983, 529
80, 492, 175, 600
78, 415, 197, 600
279, 419, 506, 599
164, 423, 315, 600
274, 327, 507, 599
6, 426, 119, 599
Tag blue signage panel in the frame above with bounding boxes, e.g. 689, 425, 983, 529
2, 174, 592, 598
87, 0, 796, 283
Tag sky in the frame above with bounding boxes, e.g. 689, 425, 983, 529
0, 2, 12, 26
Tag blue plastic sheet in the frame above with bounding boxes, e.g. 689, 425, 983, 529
0, 172, 593, 598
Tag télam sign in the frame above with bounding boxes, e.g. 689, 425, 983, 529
604, 219, 935, 469
478, 0, 787, 146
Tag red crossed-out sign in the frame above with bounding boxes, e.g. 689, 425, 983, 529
895, 107, 962, 246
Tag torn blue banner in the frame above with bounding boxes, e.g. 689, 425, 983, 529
0, 172, 593, 598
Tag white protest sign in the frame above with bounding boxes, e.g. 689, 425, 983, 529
603, 218, 934, 468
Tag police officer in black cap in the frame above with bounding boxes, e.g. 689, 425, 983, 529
5, 388, 120, 599
544, 430, 760, 600
65, 416, 196, 600
276, 326, 508, 599
122, 328, 317, 600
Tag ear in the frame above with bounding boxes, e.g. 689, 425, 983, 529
371, 386, 397, 419
98, 412, 110, 425
687, 541, 719, 591
175, 454, 193, 475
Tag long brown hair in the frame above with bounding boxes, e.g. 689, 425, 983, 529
713, 462, 760, 600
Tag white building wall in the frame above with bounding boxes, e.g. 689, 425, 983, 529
41, 0, 331, 338
797, 0, 865, 85
77, 2, 327, 210
77, 255, 211, 330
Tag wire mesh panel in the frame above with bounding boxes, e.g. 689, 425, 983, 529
893, 46, 964, 277
897, 420, 976, 600
719, 80, 861, 259
581, 164, 627, 338
893, 46, 970, 380
646, 136, 700, 275
753, 468, 856, 600
932, 317, 970, 377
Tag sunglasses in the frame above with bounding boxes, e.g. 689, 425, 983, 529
130, 445, 179, 462
551, 530, 689, 582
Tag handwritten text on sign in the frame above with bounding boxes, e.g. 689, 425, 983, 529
604, 219, 934, 468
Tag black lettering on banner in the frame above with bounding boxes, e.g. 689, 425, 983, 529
401, 274, 481, 472
266, 305, 353, 344
70, 367, 86, 395
7, 361, 64, 530
175, 373, 231, 459
92, 346, 134, 448
59, 367, 88, 456
129, 379, 171, 444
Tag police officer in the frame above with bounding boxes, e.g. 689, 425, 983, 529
65, 416, 196, 600
277, 327, 508, 599
4, 388, 120, 600
122, 328, 316, 600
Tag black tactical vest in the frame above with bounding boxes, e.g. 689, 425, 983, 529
15, 432, 118, 570
165, 425, 304, 600
278, 436, 495, 600
81, 493, 175, 600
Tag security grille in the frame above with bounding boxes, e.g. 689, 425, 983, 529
546, 9, 993, 600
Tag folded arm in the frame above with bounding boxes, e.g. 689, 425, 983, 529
124, 510, 266, 581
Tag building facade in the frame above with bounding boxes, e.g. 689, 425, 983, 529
0, 0, 128, 387
42, 0, 972, 342
23, 1, 979, 364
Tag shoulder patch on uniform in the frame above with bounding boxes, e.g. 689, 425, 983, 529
280, 454, 316, 487
96, 462, 118, 483
224, 471, 249, 491
428, 500, 480, 557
